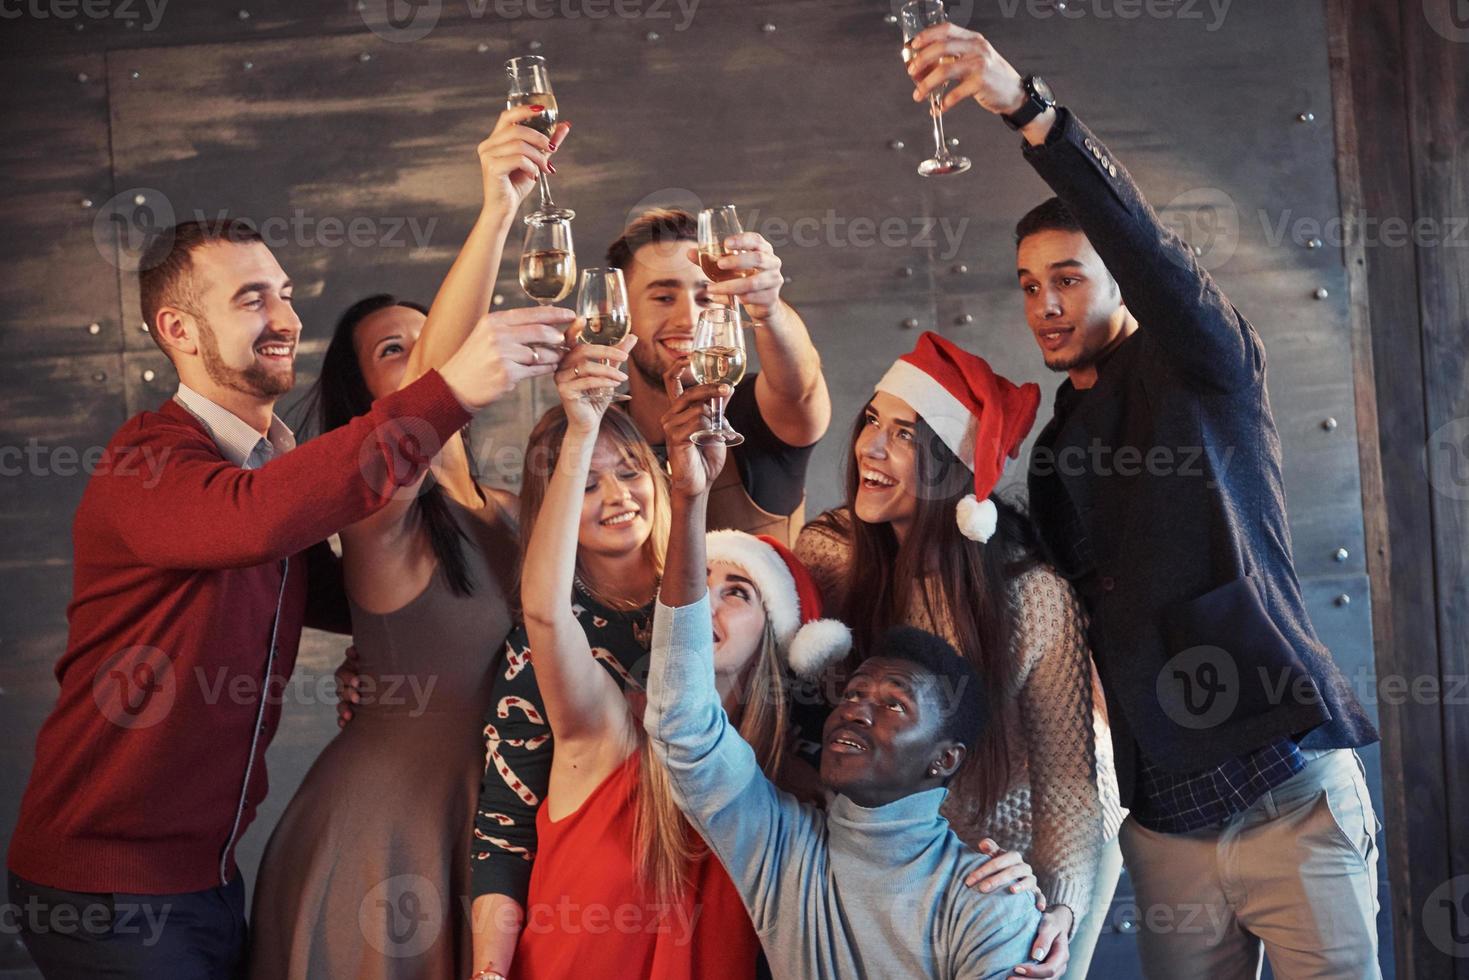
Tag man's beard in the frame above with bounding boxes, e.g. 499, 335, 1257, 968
197, 317, 294, 398
628, 337, 667, 390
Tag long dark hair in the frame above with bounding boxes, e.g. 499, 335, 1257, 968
298, 294, 477, 597
812, 402, 1041, 821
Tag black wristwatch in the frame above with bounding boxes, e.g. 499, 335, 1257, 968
1002, 75, 1056, 131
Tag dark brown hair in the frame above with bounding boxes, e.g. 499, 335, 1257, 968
138, 219, 264, 355
605, 208, 698, 274
1014, 196, 1083, 247
811, 403, 1041, 819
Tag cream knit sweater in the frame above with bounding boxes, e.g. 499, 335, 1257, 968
795, 510, 1124, 921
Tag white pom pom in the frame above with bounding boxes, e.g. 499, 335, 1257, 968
787, 619, 853, 678
956, 494, 998, 543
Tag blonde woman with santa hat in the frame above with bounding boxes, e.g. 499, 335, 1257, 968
795, 331, 1124, 980
467, 351, 855, 980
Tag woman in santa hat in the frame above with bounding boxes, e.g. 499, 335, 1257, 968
795, 331, 1124, 980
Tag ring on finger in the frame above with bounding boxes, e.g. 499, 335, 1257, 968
573, 365, 581, 378
531, 346, 542, 365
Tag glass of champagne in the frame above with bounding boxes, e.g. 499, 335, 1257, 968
698, 205, 750, 325
899, 0, 972, 177
506, 55, 575, 222
520, 214, 576, 306
689, 306, 746, 447
575, 267, 631, 404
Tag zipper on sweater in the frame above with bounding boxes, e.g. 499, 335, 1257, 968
220, 557, 289, 885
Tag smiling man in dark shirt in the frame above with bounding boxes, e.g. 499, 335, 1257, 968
907, 21, 1382, 980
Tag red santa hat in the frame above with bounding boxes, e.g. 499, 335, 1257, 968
874, 331, 1042, 543
704, 530, 851, 678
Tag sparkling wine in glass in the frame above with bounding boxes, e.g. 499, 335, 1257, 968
698, 205, 750, 324
520, 214, 576, 306
506, 55, 575, 221
899, 1, 971, 177
689, 306, 746, 447
575, 267, 631, 403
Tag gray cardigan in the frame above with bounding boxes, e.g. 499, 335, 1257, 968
645, 594, 1041, 980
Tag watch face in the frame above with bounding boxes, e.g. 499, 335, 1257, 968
1031, 76, 1055, 106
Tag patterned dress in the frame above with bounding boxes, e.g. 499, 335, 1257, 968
471, 587, 655, 901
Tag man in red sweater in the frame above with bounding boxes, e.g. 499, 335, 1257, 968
6, 219, 566, 978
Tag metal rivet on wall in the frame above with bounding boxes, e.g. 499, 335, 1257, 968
237, 8, 250, 20
888, 139, 905, 151
133, 193, 146, 206
901, 317, 919, 330
92, 371, 107, 382
1306, 237, 1323, 249
951, 263, 968, 275
74, 21, 84, 31
81, 198, 94, 209
760, 22, 777, 33
77, 72, 89, 83
947, 137, 960, 148
1322, 417, 1338, 432
1313, 287, 1329, 300
955, 313, 974, 326
645, 30, 661, 42
491, 293, 505, 307
527, 40, 543, 51
898, 266, 915, 278
87, 322, 101, 335
477, 43, 490, 53
1334, 593, 1351, 607
1297, 112, 1315, 123
358, 52, 373, 63
884, 13, 898, 24
1334, 548, 1350, 562
142, 369, 157, 383
139, 323, 150, 333
243, 60, 254, 71
130, 70, 141, 80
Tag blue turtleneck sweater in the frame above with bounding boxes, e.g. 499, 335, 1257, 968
645, 595, 1042, 979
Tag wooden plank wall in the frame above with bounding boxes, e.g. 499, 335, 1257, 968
1327, 0, 1469, 978
0, 1, 1421, 975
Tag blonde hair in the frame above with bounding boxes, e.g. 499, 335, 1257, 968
515, 404, 669, 612
635, 617, 790, 901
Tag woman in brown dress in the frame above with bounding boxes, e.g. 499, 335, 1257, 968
247, 105, 572, 979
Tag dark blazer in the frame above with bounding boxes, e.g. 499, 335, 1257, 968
1022, 109, 1377, 800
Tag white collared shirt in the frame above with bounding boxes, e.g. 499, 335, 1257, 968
173, 383, 296, 470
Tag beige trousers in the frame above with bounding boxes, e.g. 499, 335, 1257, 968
1118, 749, 1382, 980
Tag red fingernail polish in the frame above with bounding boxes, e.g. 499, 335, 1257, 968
548, 162, 557, 174
530, 104, 546, 112
548, 141, 558, 152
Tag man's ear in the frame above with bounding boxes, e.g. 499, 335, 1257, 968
931, 741, 965, 781
154, 307, 199, 359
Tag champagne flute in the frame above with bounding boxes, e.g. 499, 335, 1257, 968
689, 306, 746, 447
520, 214, 576, 306
506, 55, 575, 222
899, 0, 972, 177
575, 267, 631, 404
697, 205, 750, 325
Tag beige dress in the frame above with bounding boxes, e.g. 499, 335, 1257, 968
795, 509, 1123, 921
249, 496, 517, 979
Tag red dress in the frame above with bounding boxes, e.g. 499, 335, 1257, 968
513, 752, 758, 979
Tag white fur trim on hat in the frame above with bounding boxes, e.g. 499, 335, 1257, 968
956, 494, 998, 543
875, 359, 977, 470
787, 619, 853, 679
705, 530, 800, 647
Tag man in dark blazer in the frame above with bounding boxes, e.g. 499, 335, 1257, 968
907, 21, 1382, 980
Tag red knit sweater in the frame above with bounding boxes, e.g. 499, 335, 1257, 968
7, 370, 471, 894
